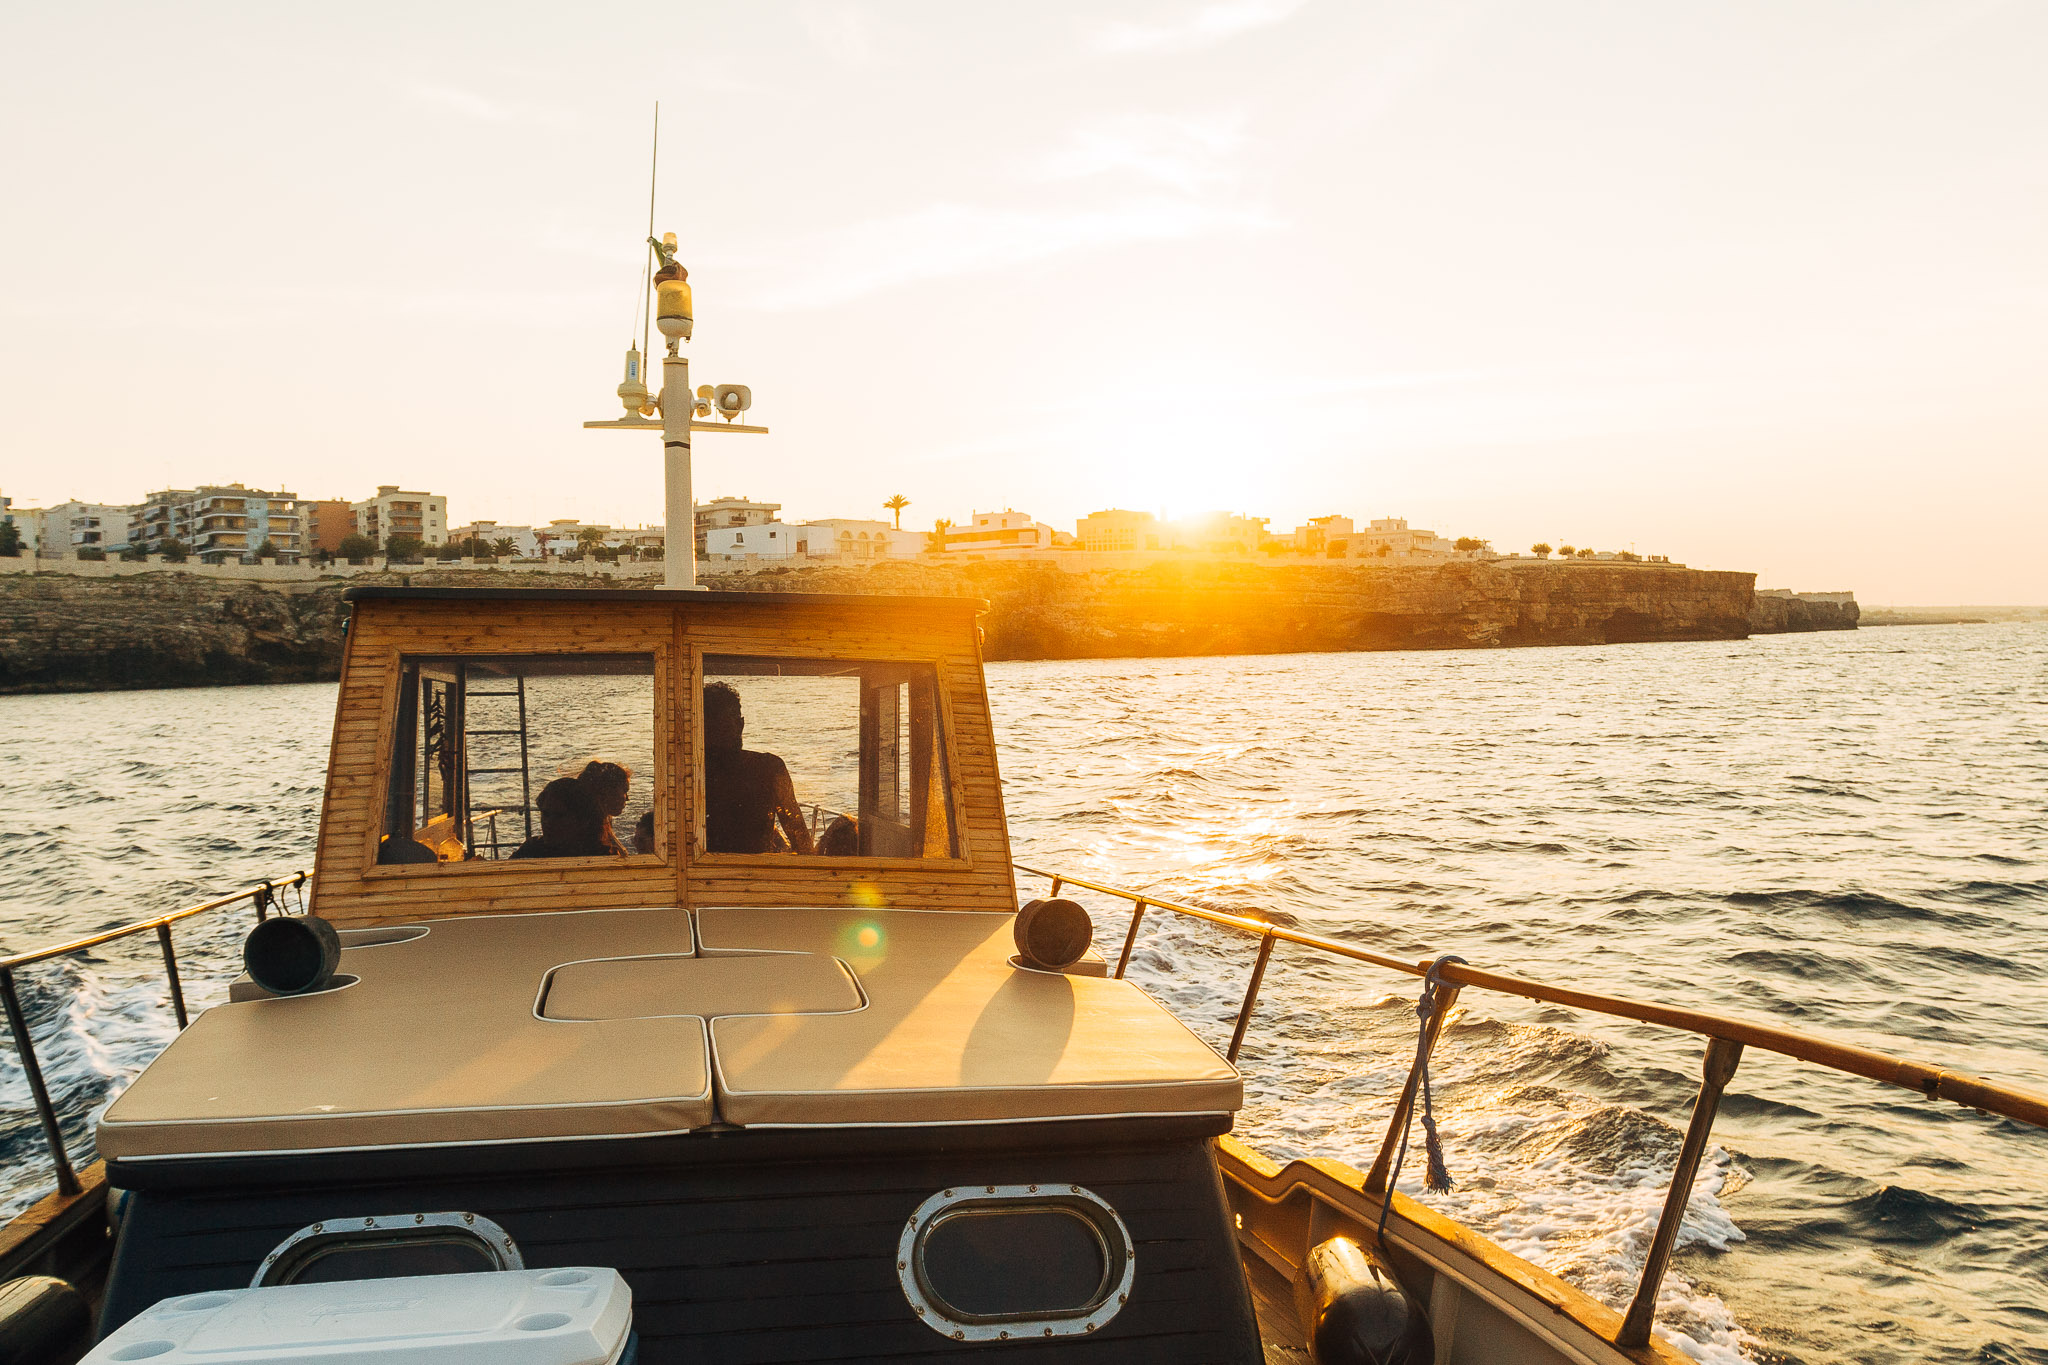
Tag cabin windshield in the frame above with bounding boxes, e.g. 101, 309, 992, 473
702, 655, 958, 860
380, 654, 657, 864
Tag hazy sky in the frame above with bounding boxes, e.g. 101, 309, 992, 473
4, 1, 2043, 603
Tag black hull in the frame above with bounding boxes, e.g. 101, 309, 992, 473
104, 1116, 1262, 1364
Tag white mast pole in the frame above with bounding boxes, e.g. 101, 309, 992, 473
661, 350, 693, 588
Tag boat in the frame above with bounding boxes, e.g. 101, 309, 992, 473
0, 222, 2042, 1365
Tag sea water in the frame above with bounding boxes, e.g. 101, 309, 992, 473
1, 624, 2043, 1363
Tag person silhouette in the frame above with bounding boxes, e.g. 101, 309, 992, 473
576, 760, 633, 855
509, 778, 613, 860
702, 681, 814, 854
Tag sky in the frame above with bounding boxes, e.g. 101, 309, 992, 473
2, 1, 2044, 604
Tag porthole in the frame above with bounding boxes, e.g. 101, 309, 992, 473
253, 1212, 522, 1287
898, 1184, 1135, 1342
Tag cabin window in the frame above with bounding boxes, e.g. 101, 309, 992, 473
381, 654, 657, 864
700, 656, 958, 859
898, 1185, 1134, 1340
255, 1212, 522, 1286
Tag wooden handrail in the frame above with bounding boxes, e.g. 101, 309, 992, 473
1015, 864, 2048, 1132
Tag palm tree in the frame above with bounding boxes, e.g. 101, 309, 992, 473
883, 494, 911, 530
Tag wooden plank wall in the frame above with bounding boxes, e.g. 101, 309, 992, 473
311, 596, 1017, 929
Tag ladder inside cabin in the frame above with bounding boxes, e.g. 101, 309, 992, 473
462, 672, 534, 858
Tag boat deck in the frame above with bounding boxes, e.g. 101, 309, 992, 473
100, 906, 1240, 1162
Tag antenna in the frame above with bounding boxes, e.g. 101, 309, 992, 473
641, 102, 659, 362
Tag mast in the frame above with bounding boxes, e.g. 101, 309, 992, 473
584, 113, 763, 588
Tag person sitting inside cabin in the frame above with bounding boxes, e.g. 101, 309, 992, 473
630, 809, 656, 855
816, 814, 859, 858
702, 681, 815, 854
575, 759, 633, 856
376, 832, 440, 865
509, 777, 613, 860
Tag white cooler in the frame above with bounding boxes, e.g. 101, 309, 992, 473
85, 1268, 633, 1365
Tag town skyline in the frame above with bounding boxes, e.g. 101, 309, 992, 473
5, 4, 2046, 604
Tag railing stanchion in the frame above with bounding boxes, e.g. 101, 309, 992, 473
1366, 976, 1464, 1194
1616, 1036, 1743, 1349
1226, 928, 1277, 1064
156, 922, 189, 1030
1048, 876, 1062, 898
0, 965, 79, 1197
1114, 899, 1148, 979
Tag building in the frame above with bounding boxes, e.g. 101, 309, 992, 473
702, 518, 916, 563
1291, 515, 1354, 556
934, 509, 1058, 557
1075, 509, 1162, 552
130, 486, 305, 562
1352, 517, 1455, 560
694, 496, 781, 554
451, 521, 542, 558
301, 500, 356, 555
34, 500, 136, 556
352, 487, 448, 549
0, 492, 48, 557
1170, 512, 1269, 555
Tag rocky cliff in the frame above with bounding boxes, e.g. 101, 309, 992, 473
0, 574, 345, 693
1748, 592, 1861, 633
0, 560, 1766, 693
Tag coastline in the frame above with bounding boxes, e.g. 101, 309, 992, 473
0, 559, 1851, 694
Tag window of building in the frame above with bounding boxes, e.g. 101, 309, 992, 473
700, 656, 958, 860
381, 655, 658, 866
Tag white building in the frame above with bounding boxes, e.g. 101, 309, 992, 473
704, 521, 799, 560
352, 487, 448, 549
1170, 512, 1269, 555
694, 496, 781, 554
41, 500, 137, 556
703, 517, 919, 563
451, 521, 541, 558
934, 509, 1058, 557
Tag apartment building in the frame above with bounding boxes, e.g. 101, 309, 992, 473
934, 509, 1059, 557
0, 493, 48, 557
129, 486, 304, 562
694, 496, 781, 554
1075, 508, 1163, 552
301, 500, 356, 555
352, 487, 448, 548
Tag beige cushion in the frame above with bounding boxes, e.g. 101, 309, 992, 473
698, 907, 1242, 1126
541, 952, 863, 1021
99, 909, 708, 1160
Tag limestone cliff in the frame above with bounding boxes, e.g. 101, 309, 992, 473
0, 560, 1767, 693
0, 574, 344, 693
697, 560, 1759, 660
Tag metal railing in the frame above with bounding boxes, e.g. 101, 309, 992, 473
0, 872, 310, 1199
1018, 864, 2048, 1351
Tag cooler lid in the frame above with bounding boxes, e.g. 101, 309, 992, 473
86, 1268, 631, 1365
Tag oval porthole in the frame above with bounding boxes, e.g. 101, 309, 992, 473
898, 1184, 1135, 1341
253, 1213, 522, 1287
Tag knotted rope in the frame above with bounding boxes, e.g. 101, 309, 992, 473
1376, 955, 1466, 1249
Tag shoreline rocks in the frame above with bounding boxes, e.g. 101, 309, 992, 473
0, 561, 1849, 694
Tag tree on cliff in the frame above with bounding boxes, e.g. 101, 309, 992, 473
1557, 544, 1576, 558
927, 519, 952, 553
884, 494, 910, 530
1575, 547, 1596, 559
160, 538, 189, 563
1453, 537, 1486, 553
255, 539, 280, 560
337, 534, 377, 563
385, 534, 426, 562
490, 537, 517, 558
1531, 542, 1552, 557
0, 521, 20, 557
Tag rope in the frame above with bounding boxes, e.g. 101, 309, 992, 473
1376, 955, 1466, 1250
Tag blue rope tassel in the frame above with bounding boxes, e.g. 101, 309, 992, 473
1376, 955, 1466, 1247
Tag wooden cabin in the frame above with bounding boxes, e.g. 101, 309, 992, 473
89, 587, 1265, 1361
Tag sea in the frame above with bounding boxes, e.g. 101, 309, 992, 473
1, 623, 2042, 1363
